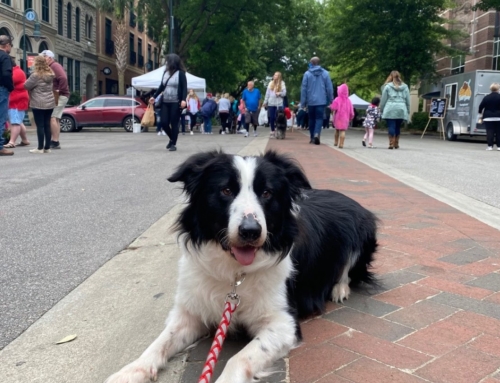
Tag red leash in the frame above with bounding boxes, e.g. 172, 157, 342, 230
198, 274, 245, 383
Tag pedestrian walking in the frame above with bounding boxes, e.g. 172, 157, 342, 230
0, 34, 14, 156
300, 57, 334, 145
380, 70, 410, 149
218, 93, 231, 134
40, 50, 69, 150
186, 89, 200, 134
263, 72, 287, 138
330, 83, 354, 149
150, 53, 188, 152
362, 97, 381, 148
200, 93, 217, 134
24, 56, 55, 154
5, 58, 30, 148
242, 81, 261, 137
478, 82, 500, 151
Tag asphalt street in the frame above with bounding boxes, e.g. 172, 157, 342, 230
1, 127, 499, 352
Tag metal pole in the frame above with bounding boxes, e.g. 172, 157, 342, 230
23, 13, 26, 74
169, 0, 174, 53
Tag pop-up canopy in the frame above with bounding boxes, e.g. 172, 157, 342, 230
349, 93, 371, 109
132, 66, 206, 97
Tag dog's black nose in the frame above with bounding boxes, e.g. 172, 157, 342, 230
238, 214, 262, 241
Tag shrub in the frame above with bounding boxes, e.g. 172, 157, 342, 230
68, 92, 82, 106
407, 111, 437, 131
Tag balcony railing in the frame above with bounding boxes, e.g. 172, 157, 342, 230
105, 39, 114, 55
138, 54, 144, 68
129, 51, 137, 65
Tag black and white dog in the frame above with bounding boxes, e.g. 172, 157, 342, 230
275, 109, 287, 139
105, 151, 377, 383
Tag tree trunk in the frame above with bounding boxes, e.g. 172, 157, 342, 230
114, 20, 128, 95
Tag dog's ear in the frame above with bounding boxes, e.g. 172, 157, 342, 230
168, 151, 222, 194
263, 151, 312, 191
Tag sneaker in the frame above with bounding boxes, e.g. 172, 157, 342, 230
161, 131, 166, 136
362, 140, 366, 147
313, 134, 320, 145
221, 131, 225, 135
497, 147, 500, 151
44, 149, 51, 153
190, 131, 194, 135
29, 148, 44, 154
168, 145, 177, 151
166, 141, 173, 149
367, 145, 373, 149
244, 132, 249, 137
486, 146, 493, 151
157, 131, 161, 136
50, 141, 61, 149
253, 132, 258, 137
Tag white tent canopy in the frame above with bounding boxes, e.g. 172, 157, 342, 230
349, 93, 371, 109
132, 66, 206, 97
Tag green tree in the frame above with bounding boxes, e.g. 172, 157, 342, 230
473, 0, 500, 10
323, 0, 465, 86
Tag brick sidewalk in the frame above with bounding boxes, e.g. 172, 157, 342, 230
181, 130, 500, 382
266, 130, 500, 383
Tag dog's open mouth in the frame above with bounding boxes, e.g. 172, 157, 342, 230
230, 245, 258, 265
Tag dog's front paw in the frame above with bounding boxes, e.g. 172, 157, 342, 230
332, 282, 351, 303
104, 360, 158, 383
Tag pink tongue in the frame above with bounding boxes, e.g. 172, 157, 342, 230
231, 246, 257, 265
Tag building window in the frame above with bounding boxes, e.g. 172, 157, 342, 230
75, 60, 80, 93
42, 0, 50, 22
451, 55, 464, 75
59, 55, 64, 66
98, 80, 103, 95
105, 18, 112, 40
129, 33, 136, 65
85, 15, 93, 39
67, 58, 74, 92
67, 3, 72, 39
75, 7, 80, 42
137, 38, 143, 67
129, 1, 136, 28
493, 37, 500, 70
57, 0, 63, 35
445, 83, 458, 110
38, 41, 49, 53
24, 0, 32, 10
1, 0, 12, 6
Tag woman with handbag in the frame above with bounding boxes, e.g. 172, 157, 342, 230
149, 54, 187, 152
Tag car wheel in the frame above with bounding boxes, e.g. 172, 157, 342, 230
445, 122, 457, 141
123, 116, 140, 132
60, 116, 76, 132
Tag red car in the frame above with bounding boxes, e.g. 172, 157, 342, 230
60, 95, 148, 132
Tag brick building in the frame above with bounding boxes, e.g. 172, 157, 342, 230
436, 4, 500, 76
95, 4, 161, 96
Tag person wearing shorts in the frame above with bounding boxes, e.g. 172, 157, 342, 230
4, 57, 30, 148
242, 81, 261, 137
41, 50, 69, 149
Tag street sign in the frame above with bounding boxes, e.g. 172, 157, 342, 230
25, 10, 36, 21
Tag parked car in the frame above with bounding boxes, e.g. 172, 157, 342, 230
59, 95, 148, 132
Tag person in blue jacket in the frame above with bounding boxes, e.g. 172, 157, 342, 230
200, 93, 217, 134
300, 57, 334, 145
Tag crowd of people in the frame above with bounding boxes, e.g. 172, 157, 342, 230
0, 34, 69, 156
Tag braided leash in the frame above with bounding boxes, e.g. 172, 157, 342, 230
198, 274, 245, 383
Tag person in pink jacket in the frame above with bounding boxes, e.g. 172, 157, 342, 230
330, 83, 354, 149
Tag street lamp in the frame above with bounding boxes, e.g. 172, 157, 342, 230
169, 0, 174, 53
22, 9, 44, 74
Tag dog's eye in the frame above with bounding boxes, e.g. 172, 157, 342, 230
222, 188, 232, 196
262, 190, 272, 199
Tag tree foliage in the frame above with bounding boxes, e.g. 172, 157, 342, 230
322, 0, 466, 88
472, 0, 500, 10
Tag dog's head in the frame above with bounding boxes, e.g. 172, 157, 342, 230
168, 150, 311, 266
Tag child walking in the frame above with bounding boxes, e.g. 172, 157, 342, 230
330, 84, 354, 149
362, 97, 381, 148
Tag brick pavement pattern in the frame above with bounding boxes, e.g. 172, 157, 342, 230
267, 131, 500, 383
181, 130, 500, 383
